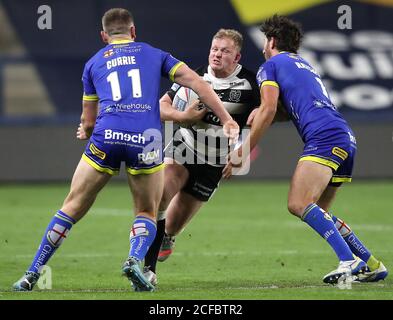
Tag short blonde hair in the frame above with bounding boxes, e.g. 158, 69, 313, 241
102, 8, 134, 36
213, 29, 243, 52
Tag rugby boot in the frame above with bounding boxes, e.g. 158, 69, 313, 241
122, 257, 155, 292
13, 271, 40, 291
323, 257, 367, 284
158, 234, 175, 262
356, 261, 388, 282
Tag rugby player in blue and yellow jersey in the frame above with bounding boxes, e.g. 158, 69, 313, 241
13, 8, 239, 292
224, 15, 387, 284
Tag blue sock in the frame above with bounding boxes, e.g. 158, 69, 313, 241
28, 210, 75, 273
129, 216, 157, 261
330, 214, 371, 263
302, 204, 354, 261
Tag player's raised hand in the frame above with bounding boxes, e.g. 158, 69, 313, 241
223, 119, 239, 145
76, 123, 89, 140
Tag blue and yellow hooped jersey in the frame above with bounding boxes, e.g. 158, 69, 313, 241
256, 52, 350, 143
82, 40, 183, 133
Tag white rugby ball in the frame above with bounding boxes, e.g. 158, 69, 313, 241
172, 86, 209, 127
172, 86, 200, 112
172, 86, 218, 129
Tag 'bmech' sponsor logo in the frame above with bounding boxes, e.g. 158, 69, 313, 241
105, 129, 146, 144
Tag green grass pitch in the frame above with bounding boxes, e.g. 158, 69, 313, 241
0, 181, 392, 300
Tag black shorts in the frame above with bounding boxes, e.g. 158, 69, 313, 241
182, 161, 223, 201
165, 139, 224, 202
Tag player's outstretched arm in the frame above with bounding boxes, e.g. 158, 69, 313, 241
245, 85, 279, 152
159, 93, 207, 124
223, 85, 279, 179
80, 100, 98, 139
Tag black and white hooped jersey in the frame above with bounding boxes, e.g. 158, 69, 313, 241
167, 64, 260, 167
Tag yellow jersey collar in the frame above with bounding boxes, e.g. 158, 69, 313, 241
109, 39, 134, 45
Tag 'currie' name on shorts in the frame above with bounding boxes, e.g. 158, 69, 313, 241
104, 129, 145, 144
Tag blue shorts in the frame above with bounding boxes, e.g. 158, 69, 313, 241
83, 128, 164, 175
299, 128, 357, 184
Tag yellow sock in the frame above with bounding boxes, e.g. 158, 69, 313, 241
367, 255, 380, 271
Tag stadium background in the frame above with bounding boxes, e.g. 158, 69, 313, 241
0, 0, 392, 182
0, 0, 392, 302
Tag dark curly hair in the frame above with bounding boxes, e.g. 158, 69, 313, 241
260, 14, 303, 53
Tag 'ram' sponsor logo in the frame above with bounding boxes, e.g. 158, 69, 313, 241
138, 150, 160, 163
104, 129, 145, 144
